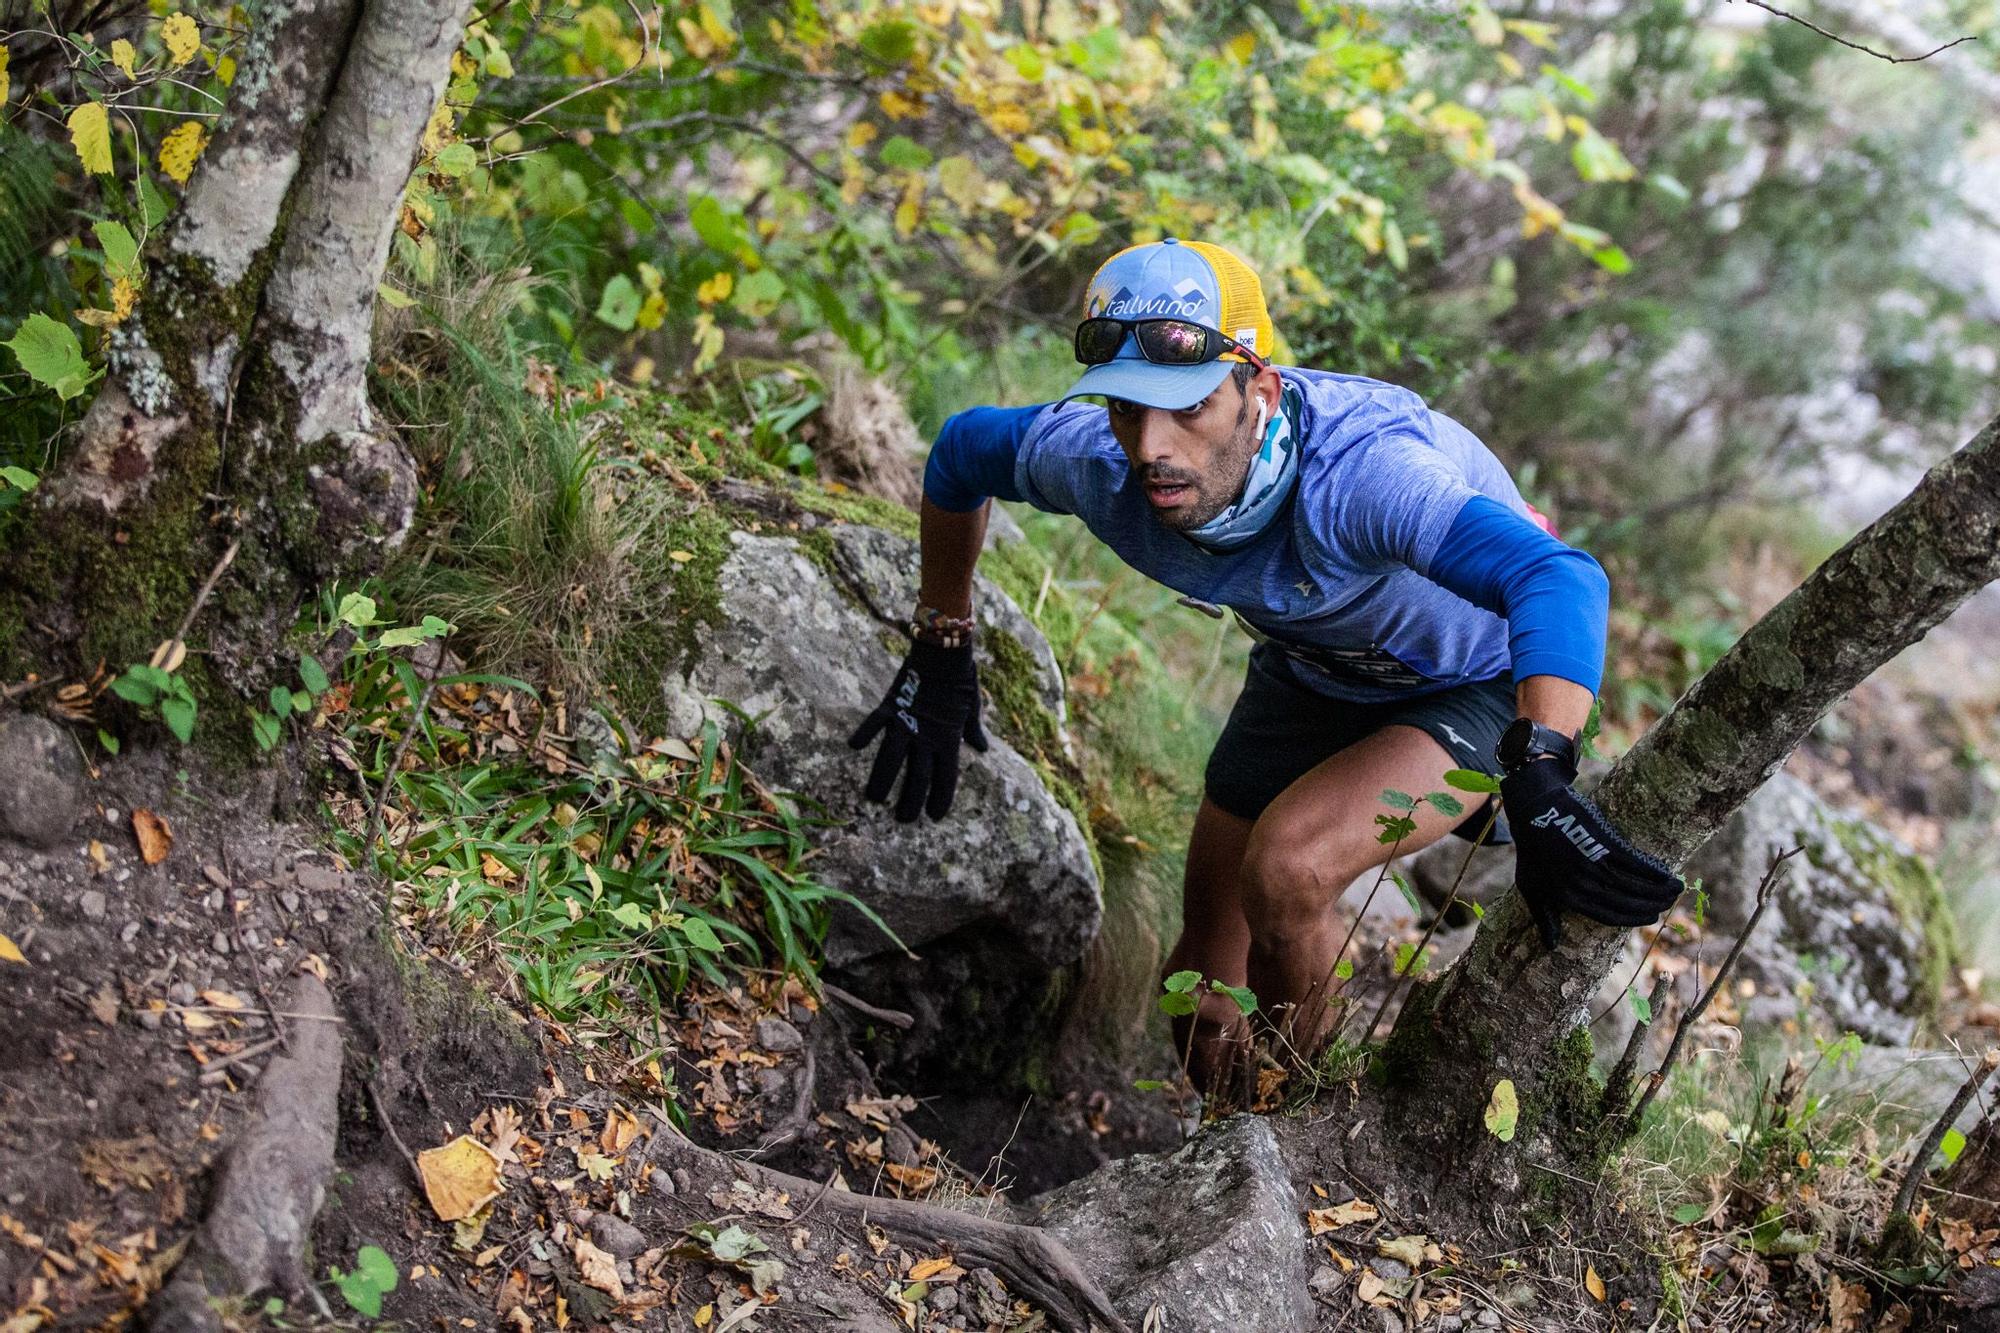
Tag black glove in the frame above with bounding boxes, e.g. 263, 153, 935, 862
847, 639, 989, 822
1501, 759, 1683, 949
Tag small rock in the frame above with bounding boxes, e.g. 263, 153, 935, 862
136, 1009, 161, 1031
120, 921, 141, 943
78, 889, 107, 921
753, 1068, 788, 1100
1475, 1309, 1502, 1328
203, 889, 224, 913
310, 909, 328, 923
293, 863, 348, 896
167, 981, 196, 1005
671, 1167, 693, 1195
279, 890, 301, 914
754, 1017, 803, 1053
927, 1286, 958, 1313
1307, 1264, 1347, 1301
884, 1125, 920, 1168
0, 715, 86, 848
241, 927, 261, 948
1369, 1258, 1410, 1281
212, 930, 231, 954
1436, 1317, 1465, 1332
649, 1169, 676, 1196
591, 1214, 648, 1259
202, 863, 230, 889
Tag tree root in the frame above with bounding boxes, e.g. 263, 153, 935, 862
149, 974, 343, 1332
649, 1124, 1133, 1333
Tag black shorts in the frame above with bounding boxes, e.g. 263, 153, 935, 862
1203, 645, 1515, 843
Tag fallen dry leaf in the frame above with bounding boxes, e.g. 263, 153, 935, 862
1377, 1234, 1429, 1268
0, 932, 24, 966
1306, 1199, 1379, 1234
88, 840, 109, 874
88, 989, 119, 1026
132, 809, 173, 865
574, 1236, 623, 1299
417, 1135, 504, 1221
1585, 1263, 1607, 1302
1356, 1270, 1390, 1307
600, 1106, 642, 1155
197, 989, 244, 1011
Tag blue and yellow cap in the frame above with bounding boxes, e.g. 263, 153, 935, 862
1063, 238, 1279, 409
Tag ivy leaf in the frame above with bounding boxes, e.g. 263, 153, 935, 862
731, 269, 785, 319
1156, 991, 1197, 1017
1483, 1078, 1519, 1142
433, 143, 477, 177
160, 696, 196, 744
1162, 969, 1201, 993
298, 655, 331, 696
335, 592, 379, 628
250, 711, 281, 751
1444, 768, 1501, 794
375, 615, 452, 649
1424, 791, 1465, 819
68, 101, 113, 174
1379, 789, 1416, 812
1208, 980, 1257, 1016
1671, 1202, 1706, 1225
594, 274, 640, 331
5, 314, 89, 400
609, 901, 647, 930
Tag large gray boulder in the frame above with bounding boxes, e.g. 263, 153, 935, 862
1682, 771, 1950, 1045
0, 713, 86, 848
659, 527, 1098, 976
1030, 1115, 1314, 1332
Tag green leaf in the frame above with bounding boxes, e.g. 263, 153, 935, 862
858, 18, 917, 64
110, 673, 160, 706
731, 269, 785, 319
160, 695, 196, 743
1208, 980, 1257, 1016
594, 274, 640, 331
1162, 969, 1201, 993
1156, 991, 1197, 1017
92, 220, 140, 281
331, 1244, 398, 1318
298, 655, 331, 695
269, 685, 292, 719
97, 728, 120, 755
1391, 942, 1427, 976
1132, 1078, 1166, 1091
1483, 1078, 1518, 1142
1424, 791, 1465, 819
1629, 987, 1653, 1024
1671, 1203, 1705, 1224
335, 592, 378, 628
1379, 788, 1416, 811
610, 901, 648, 930
1443, 768, 1501, 794
250, 711, 281, 751
1940, 1127, 1966, 1165
878, 135, 933, 171
1, 466, 40, 491
5, 314, 89, 400
1334, 958, 1354, 981
1591, 245, 1632, 275
433, 143, 477, 177
375, 615, 451, 650
292, 689, 313, 714
681, 916, 725, 953
707, 1225, 767, 1262
376, 283, 417, 309
136, 173, 171, 229
689, 195, 747, 257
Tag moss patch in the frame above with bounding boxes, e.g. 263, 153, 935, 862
1828, 817, 1959, 1012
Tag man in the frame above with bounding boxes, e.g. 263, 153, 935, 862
847, 238, 1680, 1085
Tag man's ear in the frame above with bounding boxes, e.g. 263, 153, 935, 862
1255, 365, 1281, 419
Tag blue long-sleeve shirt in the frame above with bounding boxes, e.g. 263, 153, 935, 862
922, 367, 1608, 702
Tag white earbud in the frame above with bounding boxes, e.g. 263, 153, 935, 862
1254, 398, 1269, 436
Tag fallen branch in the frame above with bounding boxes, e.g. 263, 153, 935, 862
651, 1124, 1133, 1332
1601, 972, 1672, 1122
1880, 1047, 2000, 1253
1627, 848, 1799, 1128
150, 973, 343, 1332
822, 981, 916, 1031
1734, 0, 1977, 64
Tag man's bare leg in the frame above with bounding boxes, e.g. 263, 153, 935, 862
1161, 797, 1255, 1091
1239, 725, 1471, 1060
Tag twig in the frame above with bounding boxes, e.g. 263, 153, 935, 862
1882, 1048, 2000, 1232
366, 677, 438, 867
1629, 847, 1799, 1126
820, 981, 914, 1030
1734, 0, 1977, 64
1360, 803, 1499, 1041
164, 538, 241, 660
366, 1077, 423, 1186
196, 1036, 282, 1086
1602, 973, 1671, 1121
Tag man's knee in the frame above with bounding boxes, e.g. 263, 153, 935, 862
1240, 822, 1350, 941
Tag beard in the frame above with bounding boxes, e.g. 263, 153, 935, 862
1142, 402, 1260, 531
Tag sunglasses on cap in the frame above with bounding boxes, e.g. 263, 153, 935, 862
1074, 317, 1268, 371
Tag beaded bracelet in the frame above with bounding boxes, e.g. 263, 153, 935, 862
911, 603, 977, 648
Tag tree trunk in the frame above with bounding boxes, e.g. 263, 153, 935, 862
1373, 411, 2000, 1215
1943, 1111, 2000, 1229
1, 0, 468, 700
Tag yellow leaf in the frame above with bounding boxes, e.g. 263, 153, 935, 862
416, 1135, 505, 1221
668, 550, 696, 563
132, 808, 174, 864
635, 290, 667, 330
845, 121, 879, 150
1305, 1199, 1378, 1233
573, 1236, 624, 1297
1344, 105, 1385, 137
158, 121, 208, 184
1223, 31, 1257, 64
0, 931, 24, 965
111, 39, 137, 78
0, 43, 10, 105
879, 89, 922, 120
68, 102, 114, 174
1585, 1264, 1606, 1302
111, 277, 138, 319
696, 271, 734, 305
161, 13, 200, 66
907, 1257, 953, 1282
694, 1305, 713, 1328
198, 988, 244, 1010
1483, 1077, 1519, 1142
214, 54, 234, 86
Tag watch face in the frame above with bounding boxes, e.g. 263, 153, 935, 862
1499, 717, 1536, 768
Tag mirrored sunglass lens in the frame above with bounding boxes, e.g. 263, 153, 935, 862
1076, 319, 1126, 364
1136, 321, 1210, 364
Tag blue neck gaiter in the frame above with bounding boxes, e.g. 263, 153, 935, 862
1184, 382, 1302, 552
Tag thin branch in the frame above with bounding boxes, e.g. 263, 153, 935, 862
1882, 1048, 2000, 1234
1602, 973, 1672, 1121
1733, 0, 1977, 64
1628, 847, 1800, 1126
166, 538, 240, 659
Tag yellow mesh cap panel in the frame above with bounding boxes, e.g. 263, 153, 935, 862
1182, 241, 1277, 363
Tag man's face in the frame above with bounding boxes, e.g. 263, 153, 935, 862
1106, 367, 1279, 531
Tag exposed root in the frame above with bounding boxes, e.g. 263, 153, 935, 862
149, 974, 344, 1332
649, 1123, 1134, 1333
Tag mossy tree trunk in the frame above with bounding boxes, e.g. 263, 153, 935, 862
2, 0, 471, 697
1371, 411, 2000, 1213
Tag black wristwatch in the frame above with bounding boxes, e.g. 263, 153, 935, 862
1497, 717, 1579, 779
